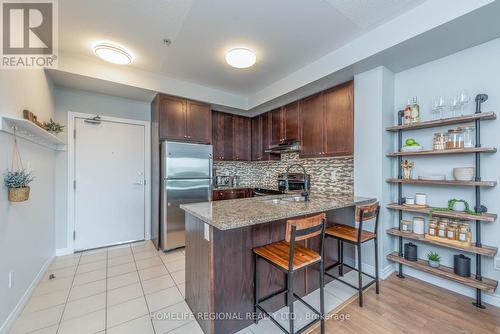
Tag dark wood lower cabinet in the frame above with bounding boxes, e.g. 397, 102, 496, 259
212, 188, 251, 201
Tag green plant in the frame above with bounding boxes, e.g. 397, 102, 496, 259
43, 118, 64, 134
427, 251, 441, 262
429, 198, 480, 217
3, 169, 34, 188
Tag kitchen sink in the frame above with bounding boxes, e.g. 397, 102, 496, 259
263, 196, 305, 204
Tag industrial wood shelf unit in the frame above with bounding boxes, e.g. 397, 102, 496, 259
387, 147, 496, 157
386, 203, 497, 222
386, 94, 497, 309
386, 112, 496, 131
387, 252, 498, 293
386, 178, 497, 187
386, 228, 497, 257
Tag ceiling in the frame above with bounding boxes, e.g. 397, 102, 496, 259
59, 0, 425, 96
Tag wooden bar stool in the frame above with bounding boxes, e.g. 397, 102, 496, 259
324, 202, 380, 307
253, 213, 326, 334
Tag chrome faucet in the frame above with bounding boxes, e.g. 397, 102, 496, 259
285, 164, 310, 201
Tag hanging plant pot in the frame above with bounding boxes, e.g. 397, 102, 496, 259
8, 187, 30, 202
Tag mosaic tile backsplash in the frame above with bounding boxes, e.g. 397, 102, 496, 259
214, 152, 353, 195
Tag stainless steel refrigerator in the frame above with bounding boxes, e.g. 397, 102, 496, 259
160, 141, 212, 251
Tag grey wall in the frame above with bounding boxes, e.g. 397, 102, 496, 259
0, 70, 56, 330
392, 37, 500, 303
54, 87, 150, 251
353, 66, 395, 272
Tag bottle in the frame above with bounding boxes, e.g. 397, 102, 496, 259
403, 100, 412, 125
410, 96, 420, 123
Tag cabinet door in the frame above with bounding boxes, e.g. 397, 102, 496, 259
159, 96, 186, 140
221, 113, 234, 161
323, 81, 354, 156
284, 101, 299, 141
270, 107, 284, 145
212, 112, 225, 161
299, 93, 324, 158
186, 101, 211, 143
261, 113, 280, 161
251, 117, 262, 161
233, 116, 251, 161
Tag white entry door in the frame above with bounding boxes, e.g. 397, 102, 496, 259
74, 117, 146, 251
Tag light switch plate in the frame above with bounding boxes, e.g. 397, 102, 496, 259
204, 223, 210, 241
495, 257, 500, 271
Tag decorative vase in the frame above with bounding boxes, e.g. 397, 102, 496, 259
8, 187, 30, 202
428, 260, 440, 268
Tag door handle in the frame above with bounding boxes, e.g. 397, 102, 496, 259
134, 180, 145, 186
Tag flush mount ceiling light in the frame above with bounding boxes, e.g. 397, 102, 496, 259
225, 48, 256, 69
93, 43, 133, 65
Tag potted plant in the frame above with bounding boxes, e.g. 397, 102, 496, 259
43, 118, 64, 135
427, 251, 441, 268
4, 169, 34, 202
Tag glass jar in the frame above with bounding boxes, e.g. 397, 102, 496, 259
460, 126, 475, 148
401, 219, 413, 233
428, 219, 438, 236
433, 132, 448, 150
458, 222, 470, 242
447, 128, 464, 149
447, 222, 458, 240
438, 220, 448, 238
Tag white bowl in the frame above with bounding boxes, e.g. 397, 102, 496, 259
402, 145, 423, 152
453, 167, 475, 181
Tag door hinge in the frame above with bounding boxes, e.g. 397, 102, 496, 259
73, 231, 76, 240
73, 180, 76, 190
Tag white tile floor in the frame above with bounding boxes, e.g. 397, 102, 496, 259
9, 240, 365, 334
8, 241, 201, 334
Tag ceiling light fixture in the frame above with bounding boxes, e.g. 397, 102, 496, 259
93, 43, 133, 65
225, 48, 256, 69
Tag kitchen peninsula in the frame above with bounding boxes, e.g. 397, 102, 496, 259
180, 194, 375, 334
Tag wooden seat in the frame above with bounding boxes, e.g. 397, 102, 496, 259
253, 213, 326, 334
253, 241, 321, 271
324, 202, 380, 307
325, 224, 375, 243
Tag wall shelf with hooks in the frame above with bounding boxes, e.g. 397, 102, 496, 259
0, 115, 66, 151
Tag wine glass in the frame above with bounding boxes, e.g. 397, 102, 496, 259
459, 90, 471, 115
449, 95, 459, 118
435, 96, 446, 119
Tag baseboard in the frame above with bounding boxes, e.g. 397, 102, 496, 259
0, 256, 54, 334
402, 267, 500, 308
55, 248, 73, 256
343, 256, 395, 280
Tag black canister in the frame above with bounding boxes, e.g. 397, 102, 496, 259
454, 254, 471, 277
404, 243, 418, 261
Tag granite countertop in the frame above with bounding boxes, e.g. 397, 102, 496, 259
180, 194, 375, 230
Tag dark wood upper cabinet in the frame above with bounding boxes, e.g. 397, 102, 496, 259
299, 81, 354, 158
283, 101, 299, 141
158, 94, 211, 143
212, 111, 225, 160
186, 101, 211, 143
323, 81, 354, 156
233, 115, 251, 161
251, 116, 263, 161
299, 92, 324, 158
221, 113, 234, 161
270, 107, 284, 145
159, 95, 186, 141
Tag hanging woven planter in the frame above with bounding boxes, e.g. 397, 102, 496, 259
8, 187, 30, 202
3, 127, 34, 203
